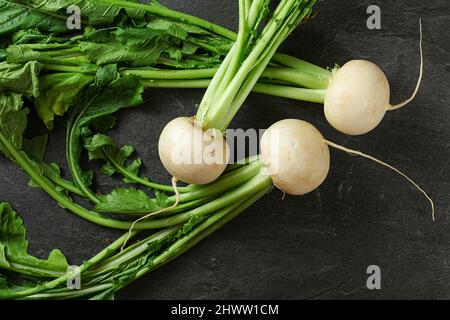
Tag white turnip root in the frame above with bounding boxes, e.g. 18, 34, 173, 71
260, 118, 434, 220
324, 60, 390, 135
324, 20, 423, 135
260, 119, 330, 196
158, 117, 229, 185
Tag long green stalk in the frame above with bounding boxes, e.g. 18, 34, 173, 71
141, 77, 326, 104
101, 148, 193, 193
128, 188, 270, 285
172, 161, 262, 203
102, 188, 271, 295
1, 124, 273, 231
0, 229, 139, 299
196, 0, 317, 131
22, 187, 269, 299
128, 172, 272, 231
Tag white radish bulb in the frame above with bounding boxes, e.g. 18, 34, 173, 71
324, 60, 390, 135
324, 20, 423, 136
260, 119, 330, 196
158, 117, 229, 185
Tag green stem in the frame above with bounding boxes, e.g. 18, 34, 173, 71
43, 64, 91, 73
101, 148, 192, 193
173, 161, 262, 203
202, 0, 309, 130
41, 163, 86, 197
0, 229, 138, 299
217, 5, 305, 130
66, 97, 101, 204
23, 284, 114, 300
142, 78, 213, 88
84, 227, 180, 278
44, 47, 81, 57
142, 79, 326, 104
118, 187, 271, 290
0, 129, 144, 230
122, 68, 217, 80
2, 262, 65, 279
43, 59, 329, 94
272, 53, 331, 77
262, 67, 329, 90
253, 84, 326, 104
125, 172, 271, 231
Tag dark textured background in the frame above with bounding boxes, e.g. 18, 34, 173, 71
1, 0, 449, 299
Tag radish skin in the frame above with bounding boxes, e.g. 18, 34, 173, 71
260, 119, 330, 195
260, 118, 434, 219
158, 117, 229, 185
324, 60, 390, 135
324, 19, 423, 135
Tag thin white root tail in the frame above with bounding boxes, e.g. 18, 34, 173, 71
325, 140, 435, 221
388, 18, 424, 111
273, 182, 287, 200
120, 177, 181, 251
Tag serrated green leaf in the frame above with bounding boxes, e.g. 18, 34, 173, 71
84, 133, 115, 161
95, 188, 162, 214
11, 28, 67, 45
83, 133, 148, 185
29, 0, 147, 26
0, 1, 67, 37
5, 43, 63, 63
154, 190, 169, 208
79, 39, 169, 67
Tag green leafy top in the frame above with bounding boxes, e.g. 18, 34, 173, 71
0, 61, 42, 97
35, 72, 95, 130
65, 75, 144, 201
0, 91, 28, 158
0, 203, 69, 278
84, 133, 141, 180
0, 0, 67, 37
28, 0, 147, 26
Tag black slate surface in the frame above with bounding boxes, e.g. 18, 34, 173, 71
1, 0, 449, 299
